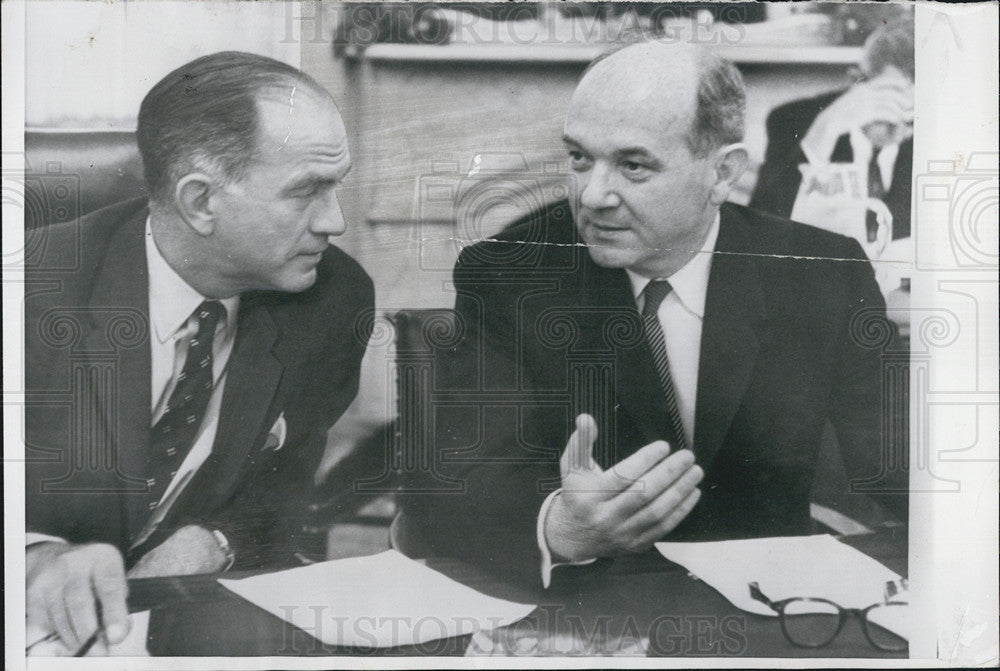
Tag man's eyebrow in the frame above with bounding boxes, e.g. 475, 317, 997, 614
285, 174, 334, 189
284, 164, 352, 191
615, 147, 657, 160
562, 136, 659, 162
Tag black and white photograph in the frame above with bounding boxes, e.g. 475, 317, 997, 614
3, 1, 997, 667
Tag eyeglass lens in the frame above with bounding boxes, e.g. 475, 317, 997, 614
864, 602, 908, 651
781, 599, 843, 647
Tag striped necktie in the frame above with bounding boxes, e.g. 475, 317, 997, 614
143, 300, 226, 517
641, 280, 687, 452
866, 147, 886, 242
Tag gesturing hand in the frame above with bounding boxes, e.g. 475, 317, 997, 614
26, 541, 130, 653
543, 414, 703, 563
801, 68, 914, 161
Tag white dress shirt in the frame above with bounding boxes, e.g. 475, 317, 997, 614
800, 125, 899, 193
536, 214, 720, 587
847, 127, 899, 192
136, 218, 239, 545
26, 219, 240, 549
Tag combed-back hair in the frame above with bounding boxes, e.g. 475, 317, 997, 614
137, 51, 328, 204
862, 15, 915, 81
689, 48, 745, 156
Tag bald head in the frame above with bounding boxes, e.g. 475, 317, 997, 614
573, 43, 698, 148
561, 41, 749, 279
572, 42, 745, 157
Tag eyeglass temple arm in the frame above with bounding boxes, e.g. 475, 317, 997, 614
883, 578, 908, 602
748, 581, 779, 610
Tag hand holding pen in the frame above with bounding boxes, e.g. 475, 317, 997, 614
25, 542, 131, 655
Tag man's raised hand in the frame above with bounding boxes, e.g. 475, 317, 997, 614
543, 414, 703, 562
801, 68, 914, 161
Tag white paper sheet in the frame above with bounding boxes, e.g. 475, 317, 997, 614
218, 550, 536, 648
655, 535, 908, 639
108, 610, 151, 656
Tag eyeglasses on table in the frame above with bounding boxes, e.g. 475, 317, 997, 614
748, 580, 908, 651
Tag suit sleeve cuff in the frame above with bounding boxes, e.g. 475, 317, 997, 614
26, 533, 67, 547
537, 488, 597, 589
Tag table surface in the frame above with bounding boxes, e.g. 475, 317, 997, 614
134, 530, 907, 658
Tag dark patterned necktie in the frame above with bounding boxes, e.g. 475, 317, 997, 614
641, 280, 688, 452
866, 148, 885, 243
143, 299, 226, 514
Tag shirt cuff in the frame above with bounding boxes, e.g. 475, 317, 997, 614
798, 138, 824, 166
799, 114, 838, 166
26, 533, 67, 547
536, 488, 597, 589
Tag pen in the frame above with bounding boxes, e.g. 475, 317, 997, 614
25, 631, 59, 655
73, 630, 102, 657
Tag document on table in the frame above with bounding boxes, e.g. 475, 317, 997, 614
655, 535, 908, 639
108, 610, 152, 656
219, 550, 536, 648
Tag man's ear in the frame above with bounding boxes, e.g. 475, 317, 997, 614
174, 173, 218, 236
708, 143, 749, 207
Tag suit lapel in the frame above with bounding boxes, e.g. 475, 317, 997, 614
581, 256, 670, 466
577, 210, 767, 468
694, 207, 766, 469
204, 295, 284, 500
81, 208, 151, 495
894, 138, 913, 185
889, 138, 913, 237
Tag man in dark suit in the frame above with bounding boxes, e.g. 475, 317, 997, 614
750, 17, 914, 240
25, 52, 373, 653
401, 41, 906, 590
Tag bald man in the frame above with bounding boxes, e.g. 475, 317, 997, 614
25, 52, 373, 653
400, 42, 906, 590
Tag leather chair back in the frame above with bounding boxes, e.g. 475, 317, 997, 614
23, 130, 146, 228
389, 308, 461, 559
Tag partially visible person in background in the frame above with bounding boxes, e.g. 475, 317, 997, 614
750, 15, 914, 241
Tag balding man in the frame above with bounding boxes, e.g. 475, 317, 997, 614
401, 42, 906, 590
25, 52, 373, 653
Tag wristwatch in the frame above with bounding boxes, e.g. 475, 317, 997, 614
211, 529, 235, 572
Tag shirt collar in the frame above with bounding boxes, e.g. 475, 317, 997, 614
625, 212, 720, 319
145, 216, 239, 344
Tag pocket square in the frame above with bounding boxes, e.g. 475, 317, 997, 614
263, 413, 287, 451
